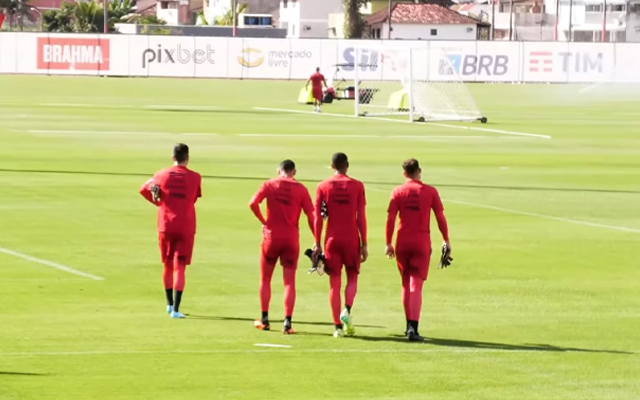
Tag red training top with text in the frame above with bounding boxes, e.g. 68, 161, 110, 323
249, 177, 314, 240
140, 165, 202, 235
309, 72, 325, 89
314, 174, 367, 244
386, 180, 449, 246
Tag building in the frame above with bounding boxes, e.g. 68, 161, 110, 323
203, 0, 280, 25
365, 3, 486, 39
279, 0, 343, 38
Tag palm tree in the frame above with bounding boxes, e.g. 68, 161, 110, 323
72, 0, 103, 32
216, 3, 246, 26
343, 0, 367, 38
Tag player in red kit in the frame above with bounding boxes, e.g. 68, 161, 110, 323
305, 67, 327, 113
313, 152, 367, 338
249, 160, 314, 334
385, 158, 450, 341
140, 143, 202, 319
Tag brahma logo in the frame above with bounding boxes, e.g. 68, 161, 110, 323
37, 38, 109, 71
238, 48, 264, 68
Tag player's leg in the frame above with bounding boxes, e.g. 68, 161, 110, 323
170, 234, 194, 319
159, 233, 175, 314
281, 242, 299, 334
324, 239, 344, 337
255, 240, 278, 330
341, 246, 360, 336
396, 246, 412, 334
406, 247, 430, 341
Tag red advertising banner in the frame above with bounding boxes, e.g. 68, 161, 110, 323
37, 37, 110, 71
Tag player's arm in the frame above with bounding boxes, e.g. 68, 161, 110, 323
305, 77, 311, 90
312, 185, 325, 257
194, 175, 202, 204
357, 183, 368, 262
432, 189, 450, 247
385, 193, 398, 259
322, 76, 328, 88
302, 187, 315, 235
139, 178, 159, 206
249, 183, 268, 225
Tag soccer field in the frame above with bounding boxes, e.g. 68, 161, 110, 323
1, 76, 639, 400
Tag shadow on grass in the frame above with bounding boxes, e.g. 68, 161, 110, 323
1, 168, 638, 195
0, 371, 48, 376
186, 315, 386, 329
351, 335, 635, 354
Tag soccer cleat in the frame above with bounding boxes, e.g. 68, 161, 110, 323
170, 311, 185, 319
333, 328, 345, 338
254, 319, 271, 331
340, 309, 355, 336
283, 321, 295, 335
407, 327, 425, 342
166, 305, 173, 314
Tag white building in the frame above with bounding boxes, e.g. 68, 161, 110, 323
366, 3, 482, 40
279, 0, 343, 38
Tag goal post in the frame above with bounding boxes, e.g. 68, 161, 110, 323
353, 46, 487, 123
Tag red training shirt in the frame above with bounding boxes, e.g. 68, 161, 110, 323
140, 165, 202, 236
249, 177, 314, 240
386, 180, 449, 246
309, 72, 325, 89
314, 174, 367, 245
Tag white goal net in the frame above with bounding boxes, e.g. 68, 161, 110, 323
353, 46, 486, 123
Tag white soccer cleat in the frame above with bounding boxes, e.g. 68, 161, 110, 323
340, 309, 355, 336
333, 328, 345, 338
170, 311, 185, 319
166, 305, 173, 314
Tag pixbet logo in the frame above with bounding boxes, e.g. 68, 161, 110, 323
529, 51, 603, 73
440, 54, 509, 76
342, 47, 379, 72
142, 44, 215, 68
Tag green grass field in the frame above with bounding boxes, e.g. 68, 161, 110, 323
1, 76, 639, 400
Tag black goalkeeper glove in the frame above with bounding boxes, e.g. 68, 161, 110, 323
320, 201, 328, 220
304, 248, 326, 276
438, 243, 453, 269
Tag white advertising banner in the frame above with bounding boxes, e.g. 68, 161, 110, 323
1, 33, 639, 83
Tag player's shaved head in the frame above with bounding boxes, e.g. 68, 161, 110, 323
173, 143, 189, 164
316, 67, 320, 72
279, 159, 296, 173
332, 152, 349, 173
402, 158, 421, 178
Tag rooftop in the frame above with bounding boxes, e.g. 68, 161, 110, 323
365, 3, 480, 25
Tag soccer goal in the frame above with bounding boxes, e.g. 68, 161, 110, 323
353, 46, 487, 123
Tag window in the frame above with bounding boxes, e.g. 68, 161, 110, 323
430, 28, 437, 36
160, 1, 168, 9
610, 4, 625, 11
585, 4, 602, 12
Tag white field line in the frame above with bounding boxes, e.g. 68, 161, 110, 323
254, 344, 292, 348
0, 247, 104, 281
368, 187, 640, 234
39, 103, 135, 109
252, 107, 551, 139
0, 347, 598, 357
444, 199, 640, 234
28, 130, 160, 135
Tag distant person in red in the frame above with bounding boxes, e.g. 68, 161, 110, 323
305, 67, 327, 113
140, 143, 202, 319
312, 152, 367, 338
249, 160, 314, 334
385, 158, 450, 341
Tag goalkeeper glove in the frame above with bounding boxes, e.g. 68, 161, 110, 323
304, 248, 326, 276
149, 184, 161, 203
438, 243, 453, 269
320, 201, 328, 220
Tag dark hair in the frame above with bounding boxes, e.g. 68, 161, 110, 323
332, 152, 349, 171
316, 67, 320, 72
173, 143, 189, 163
279, 159, 296, 173
402, 158, 420, 176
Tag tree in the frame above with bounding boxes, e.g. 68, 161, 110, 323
73, 0, 103, 32
0, 0, 32, 31
216, 3, 246, 26
42, 2, 75, 32
342, 0, 367, 39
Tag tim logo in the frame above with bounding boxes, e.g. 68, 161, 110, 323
142, 44, 215, 68
237, 48, 264, 68
440, 54, 508, 76
528, 51, 603, 73
342, 48, 379, 72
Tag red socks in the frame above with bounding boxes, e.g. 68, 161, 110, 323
259, 259, 276, 314
283, 267, 296, 317
329, 273, 342, 325
402, 273, 424, 321
344, 270, 358, 309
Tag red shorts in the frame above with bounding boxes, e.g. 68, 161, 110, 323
159, 232, 195, 265
396, 243, 432, 281
324, 238, 360, 276
312, 87, 323, 101
262, 239, 299, 269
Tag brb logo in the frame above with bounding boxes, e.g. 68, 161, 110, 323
142, 44, 215, 68
342, 47, 379, 72
528, 51, 603, 73
440, 54, 509, 76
